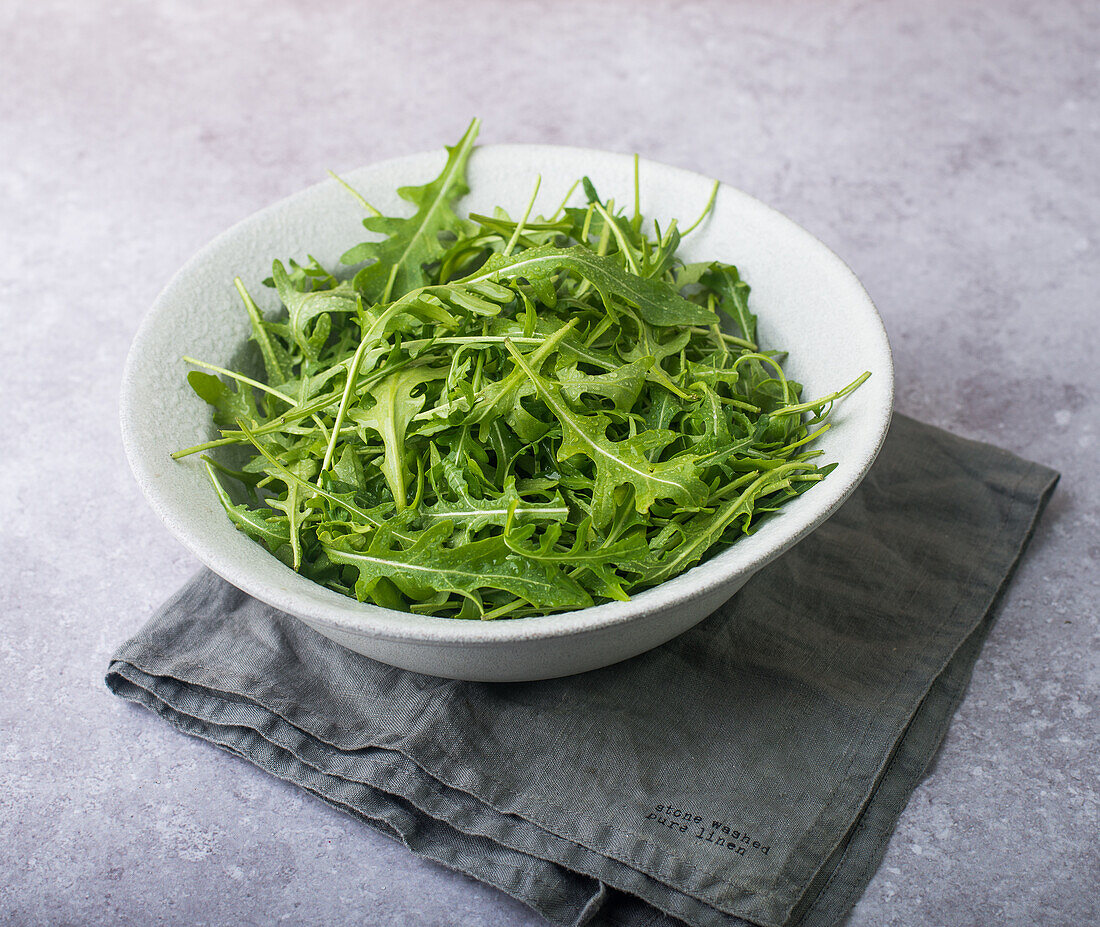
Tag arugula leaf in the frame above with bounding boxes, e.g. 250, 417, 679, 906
462, 244, 719, 327
187, 370, 258, 428
419, 480, 569, 534
556, 357, 653, 410
235, 278, 293, 385
503, 507, 649, 568
203, 460, 290, 550
343, 118, 480, 302
702, 263, 757, 345
647, 463, 815, 584
271, 261, 359, 356
323, 522, 592, 613
348, 366, 448, 510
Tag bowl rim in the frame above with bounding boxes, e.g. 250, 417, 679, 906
121, 142, 894, 647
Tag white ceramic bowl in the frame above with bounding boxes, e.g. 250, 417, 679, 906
121, 143, 893, 681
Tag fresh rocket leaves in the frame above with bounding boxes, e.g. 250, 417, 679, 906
341, 118, 480, 303
175, 120, 869, 619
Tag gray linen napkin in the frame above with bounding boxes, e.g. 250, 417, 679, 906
107, 414, 1058, 927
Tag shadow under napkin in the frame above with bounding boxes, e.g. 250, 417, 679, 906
107, 414, 1058, 927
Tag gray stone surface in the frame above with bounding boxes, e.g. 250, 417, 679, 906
1, 0, 1096, 924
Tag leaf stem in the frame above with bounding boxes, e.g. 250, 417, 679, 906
688, 326, 756, 350
632, 153, 641, 227
327, 170, 382, 216
234, 277, 289, 384
502, 175, 542, 258
681, 179, 719, 236
591, 200, 639, 274
319, 336, 374, 475
380, 262, 400, 305
771, 371, 871, 418
731, 352, 792, 403
183, 357, 297, 405
549, 178, 581, 221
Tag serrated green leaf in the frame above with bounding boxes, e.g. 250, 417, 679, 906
323, 522, 591, 614
556, 356, 653, 411
234, 278, 293, 386
272, 260, 359, 356
419, 481, 569, 534
187, 370, 258, 428
348, 366, 448, 509
461, 244, 719, 327
702, 262, 757, 345
343, 119, 480, 302
204, 461, 290, 550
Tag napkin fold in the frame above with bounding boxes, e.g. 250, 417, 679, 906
107, 414, 1058, 927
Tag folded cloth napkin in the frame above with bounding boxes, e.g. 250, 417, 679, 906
107, 414, 1058, 927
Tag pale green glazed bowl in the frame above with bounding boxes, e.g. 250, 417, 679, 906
120, 144, 893, 681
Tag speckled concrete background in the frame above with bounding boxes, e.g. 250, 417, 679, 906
1, 1, 1097, 925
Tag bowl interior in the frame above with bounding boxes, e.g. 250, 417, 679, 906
121, 144, 893, 644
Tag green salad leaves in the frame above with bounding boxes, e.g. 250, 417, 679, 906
175, 119, 869, 619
